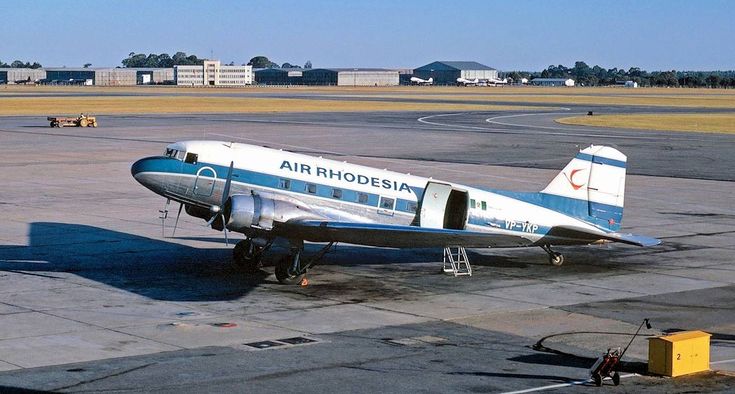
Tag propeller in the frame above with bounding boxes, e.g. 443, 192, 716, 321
205, 161, 234, 245
170, 202, 184, 237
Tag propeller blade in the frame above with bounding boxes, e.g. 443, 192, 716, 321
221, 161, 234, 207
159, 198, 171, 238
171, 203, 183, 237
221, 213, 229, 246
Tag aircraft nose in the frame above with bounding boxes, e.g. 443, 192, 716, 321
130, 157, 151, 179
130, 156, 162, 185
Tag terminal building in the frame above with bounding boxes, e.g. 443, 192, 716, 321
254, 68, 304, 85
530, 78, 575, 87
0, 68, 46, 84
412, 61, 498, 85
174, 61, 253, 86
301, 68, 399, 86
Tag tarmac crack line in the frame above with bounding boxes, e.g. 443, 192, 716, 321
49, 362, 156, 392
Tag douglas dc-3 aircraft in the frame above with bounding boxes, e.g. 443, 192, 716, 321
131, 141, 660, 284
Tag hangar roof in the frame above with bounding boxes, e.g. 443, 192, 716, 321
415, 61, 496, 71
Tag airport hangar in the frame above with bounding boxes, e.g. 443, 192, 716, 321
412, 61, 498, 85
0, 68, 46, 84
256, 67, 400, 86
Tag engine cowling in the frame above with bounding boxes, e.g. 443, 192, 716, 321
224, 194, 316, 233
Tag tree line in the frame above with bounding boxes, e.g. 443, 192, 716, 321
0, 60, 43, 69
505, 61, 735, 88
119, 52, 312, 70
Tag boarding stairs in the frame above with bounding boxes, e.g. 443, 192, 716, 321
442, 246, 472, 276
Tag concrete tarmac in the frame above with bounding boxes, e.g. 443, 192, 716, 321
1, 107, 734, 392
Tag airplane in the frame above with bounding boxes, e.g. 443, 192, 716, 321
456, 77, 480, 86
14, 77, 38, 85
410, 76, 433, 86
487, 77, 509, 86
131, 141, 660, 284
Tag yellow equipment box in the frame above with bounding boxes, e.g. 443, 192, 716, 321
648, 330, 711, 377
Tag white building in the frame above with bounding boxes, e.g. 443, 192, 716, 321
174, 60, 253, 86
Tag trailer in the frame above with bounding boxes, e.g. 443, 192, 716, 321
48, 115, 98, 128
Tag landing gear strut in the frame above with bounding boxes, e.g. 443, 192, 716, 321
275, 241, 335, 285
233, 238, 273, 274
540, 244, 564, 266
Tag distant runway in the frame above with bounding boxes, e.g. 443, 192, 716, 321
1, 107, 734, 392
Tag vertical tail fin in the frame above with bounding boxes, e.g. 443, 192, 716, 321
541, 145, 627, 230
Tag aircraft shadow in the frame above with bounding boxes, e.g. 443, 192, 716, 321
0, 222, 271, 302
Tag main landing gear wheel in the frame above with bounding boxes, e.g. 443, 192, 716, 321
233, 239, 265, 274
275, 252, 306, 285
550, 252, 564, 266
541, 244, 564, 266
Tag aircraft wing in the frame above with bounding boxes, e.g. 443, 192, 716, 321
277, 221, 661, 249
277, 220, 534, 248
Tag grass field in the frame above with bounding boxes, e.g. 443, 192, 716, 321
557, 113, 735, 134
2, 85, 735, 117
0, 96, 549, 116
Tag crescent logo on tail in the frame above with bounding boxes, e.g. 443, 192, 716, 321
564, 168, 587, 190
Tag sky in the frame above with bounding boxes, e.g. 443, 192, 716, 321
1, 0, 733, 71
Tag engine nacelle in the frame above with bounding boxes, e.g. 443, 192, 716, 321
184, 204, 211, 220
224, 194, 315, 232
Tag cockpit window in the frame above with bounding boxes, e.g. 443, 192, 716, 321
185, 152, 198, 164
165, 148, 186, 161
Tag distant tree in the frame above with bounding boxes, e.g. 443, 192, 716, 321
123, 51, 203, 67
83, 63, 92, 68
227, 61, 235, 66
304, 60, 312, 69
10, 60, 25, 68
247, 56, 278, 68
705, 74, 721, 88
281, 62, 301, 69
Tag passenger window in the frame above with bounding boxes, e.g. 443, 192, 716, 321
379, 197, 395, 210
407, 201, 418, 213
185, 152, 198, 164
481, 201, 487, 211
332, 188, 342, 199
279, 179, 291, 190
358, 192, 369, 204
470, 199, 476, 209
306, 183, 317, 194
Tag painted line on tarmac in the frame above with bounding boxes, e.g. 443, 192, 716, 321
485, 112, 706, 141
500, 373, 638, 394
711, 358, 735, 365
420, 111, 664, 140
503, 358, 735, 394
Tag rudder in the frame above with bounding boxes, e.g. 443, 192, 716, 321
541, 145, 627, 229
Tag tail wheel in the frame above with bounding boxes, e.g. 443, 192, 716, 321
550, 252, 564, 266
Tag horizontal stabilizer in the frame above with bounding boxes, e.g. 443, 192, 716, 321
549, 225, 660, 247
